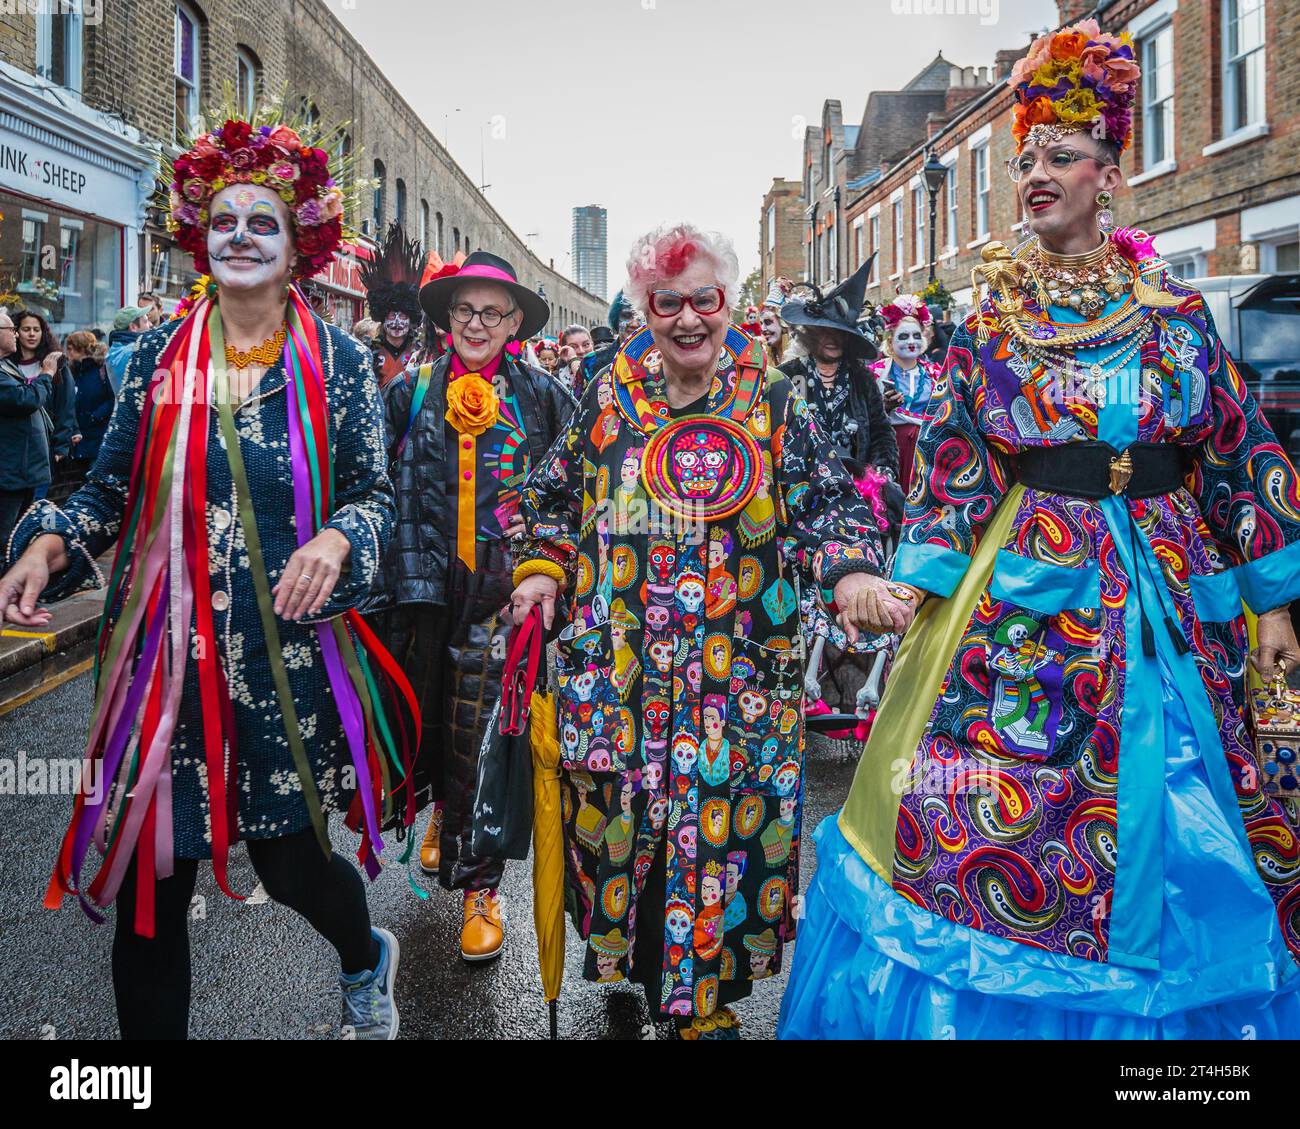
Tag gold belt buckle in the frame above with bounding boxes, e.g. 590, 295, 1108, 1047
1108, 447, 1134, 495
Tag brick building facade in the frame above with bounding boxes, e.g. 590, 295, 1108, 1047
0, 0, 605, 334
759, 177, 804, 297
777, 0, 1298, 318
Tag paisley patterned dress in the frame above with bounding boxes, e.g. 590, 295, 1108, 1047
780, 262, 1300, 1038
518, 325, 884, 1018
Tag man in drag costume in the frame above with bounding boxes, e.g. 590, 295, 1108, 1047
363, 221, 425, 389
376, 250, 574, 961
779, 19, 1300, 1040
0, 105, 419, 1040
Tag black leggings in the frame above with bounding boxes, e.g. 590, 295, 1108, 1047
112, 828, 377, 1040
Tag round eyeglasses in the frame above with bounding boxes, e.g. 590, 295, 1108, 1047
1006, 148, 1104, 183
647, 285, 726, 318
449, 302, 517, 328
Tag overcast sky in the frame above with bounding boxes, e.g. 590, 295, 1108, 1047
333, 0, 1058, 295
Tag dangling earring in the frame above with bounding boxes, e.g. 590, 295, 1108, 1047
1095, 191, 1115, 234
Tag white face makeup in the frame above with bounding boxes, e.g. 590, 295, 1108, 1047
760, 310, 783, 348
207, 184, 293, 293
892, 319, 926, 362
384, 311, 411, 341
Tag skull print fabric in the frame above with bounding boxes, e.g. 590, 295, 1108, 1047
518, 326, 884, 1017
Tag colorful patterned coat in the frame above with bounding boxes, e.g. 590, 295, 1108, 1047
839, 271, 1300, 979
519, 326, 884, 1017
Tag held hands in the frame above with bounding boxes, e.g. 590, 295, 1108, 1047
509, 574, 559, 630
832, 573, 917, 643
1252, 607, 1300, 680
0, 534, 67, 627
272, 528, 351, 621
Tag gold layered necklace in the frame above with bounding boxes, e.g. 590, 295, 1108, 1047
225, 326, 287, 370
1023, 239, 1132, 318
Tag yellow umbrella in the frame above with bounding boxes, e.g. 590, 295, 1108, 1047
529, 689, 566, 1039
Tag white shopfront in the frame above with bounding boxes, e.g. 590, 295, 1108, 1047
0, 61, 157, 336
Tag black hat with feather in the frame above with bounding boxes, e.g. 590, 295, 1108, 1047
362, 221, 424, 323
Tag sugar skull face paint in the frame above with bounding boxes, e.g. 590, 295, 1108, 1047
891, 317, 926, 361
384, 311, 411, 340
207, 184, 292, 293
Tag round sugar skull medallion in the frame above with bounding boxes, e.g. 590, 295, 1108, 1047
641, 416, 761, 521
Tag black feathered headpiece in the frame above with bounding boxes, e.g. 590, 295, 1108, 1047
363, 222, 424, 323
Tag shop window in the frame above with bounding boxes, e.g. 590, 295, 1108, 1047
2, 193, 121, 335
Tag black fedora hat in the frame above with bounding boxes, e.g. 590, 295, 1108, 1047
781, 254, 879, 359
419, 250, 551, 340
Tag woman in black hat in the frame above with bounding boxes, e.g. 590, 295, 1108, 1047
375, 251, 575, 963
778, 258, 898, 483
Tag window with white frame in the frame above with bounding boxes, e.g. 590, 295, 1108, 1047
767, 204, 776, 255
913, 185, 925, 268
852, 216, 864, 269
945, 164, 958, 252
1223, 0, 1266, 135
1141, 23, 1175, 167
236, 47, 260, 120
892, 199, 903, 274
869, 214, 880, 282
36, 5, 83, 93
20, 211, 47, 285
973, 144, 990, 237
1275, 241, 1299, 272
174, 3, 201, 144
59, 220, 83, 295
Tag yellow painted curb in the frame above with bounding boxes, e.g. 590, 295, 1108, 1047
1, 628, 57, 654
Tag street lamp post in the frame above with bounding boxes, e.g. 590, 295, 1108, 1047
922, 148, 947, 285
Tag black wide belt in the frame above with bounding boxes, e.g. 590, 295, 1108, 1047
1014, 442, 1190, 500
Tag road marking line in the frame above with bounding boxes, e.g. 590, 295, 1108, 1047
0, 656, 94, 718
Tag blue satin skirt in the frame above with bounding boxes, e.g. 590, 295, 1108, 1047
778, 652, 1300, 1040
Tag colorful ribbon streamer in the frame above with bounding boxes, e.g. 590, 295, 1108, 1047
45, 288, 421, 935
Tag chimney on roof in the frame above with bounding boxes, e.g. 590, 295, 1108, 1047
994, 47, 1027, 80
1056, 0, 1093, 23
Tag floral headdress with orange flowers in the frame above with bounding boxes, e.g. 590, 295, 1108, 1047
1009, 18, 1140, 153
162, 88, 365, 278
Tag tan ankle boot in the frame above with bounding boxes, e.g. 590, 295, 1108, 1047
460, 889, 504, 962
419, 806, 443, 874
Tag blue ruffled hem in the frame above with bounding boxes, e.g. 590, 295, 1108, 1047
778, 817, 1300, 1040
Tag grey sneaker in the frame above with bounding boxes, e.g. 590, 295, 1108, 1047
340, 927, 400, 1040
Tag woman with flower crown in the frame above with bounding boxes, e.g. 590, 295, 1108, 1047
779, 18, 1300, 1039
0, 105, 418, 1040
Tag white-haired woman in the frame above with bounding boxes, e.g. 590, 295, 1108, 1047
509, 223, 906, 1036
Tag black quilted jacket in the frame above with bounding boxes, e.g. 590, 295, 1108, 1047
375, 351, 576, 607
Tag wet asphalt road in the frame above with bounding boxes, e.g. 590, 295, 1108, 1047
0, 671, 858, 1040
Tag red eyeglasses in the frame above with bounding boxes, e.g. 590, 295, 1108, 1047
647, 285, 726, 318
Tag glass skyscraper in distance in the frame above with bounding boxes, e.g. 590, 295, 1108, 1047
571, 205, 608, 301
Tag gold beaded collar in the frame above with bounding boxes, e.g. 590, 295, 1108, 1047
225, 326, 287, 370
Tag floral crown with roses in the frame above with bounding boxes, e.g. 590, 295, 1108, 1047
162, 87, 366, 278
1009, 18, 1140, 154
